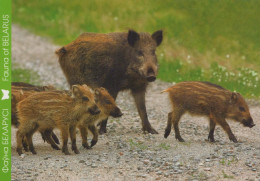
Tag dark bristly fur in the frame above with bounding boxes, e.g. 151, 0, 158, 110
162, 81, 255, 143
56, 29, 163, 134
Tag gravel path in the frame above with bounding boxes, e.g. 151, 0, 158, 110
11, 24, 260, 181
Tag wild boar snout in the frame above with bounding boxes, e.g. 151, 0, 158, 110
110, 107, 123, 118
88, 105, 100, 115
242, 117, 255, 128
146, 67, 157, 82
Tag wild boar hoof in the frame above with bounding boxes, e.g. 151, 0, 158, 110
99, 128, 107, 135
176, 136, 185, 142
31, 150, 37, 155
230, 137, 238, 143
208, 136, 215, 142
73, 149, 80, 154
82, 143, 91, 149
63, 151, 71, 155
62, 148, 70, 155
23, 147, 29, 152
91, 140, 97, 147
52, 145, 60, 150
164, 129, 171, 138
17, 148, 23, 156
143, 127, 158, 134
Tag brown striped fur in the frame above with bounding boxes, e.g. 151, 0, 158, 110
11, 82, 59, 151
77, 87, 123, 149
16, 84, 100, 155
163, 81, 255, 143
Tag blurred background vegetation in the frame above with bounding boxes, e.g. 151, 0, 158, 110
12, 0, 260, 98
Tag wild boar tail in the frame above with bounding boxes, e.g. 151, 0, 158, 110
160, 88, 170, 94
55, 47, 67, 57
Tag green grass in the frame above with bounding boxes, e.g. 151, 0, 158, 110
222, 170, 234, 179
12, 68, 40, 84
158, 143, 171, 150
128, 139, 148, 150
219, 156, 238, 166
12, 0, 260, 98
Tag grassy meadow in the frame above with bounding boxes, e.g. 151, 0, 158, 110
12, 0, 260, 98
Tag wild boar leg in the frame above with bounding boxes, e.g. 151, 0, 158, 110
164, 112, 173, 138
208, 119, 216, 142
132, 89, 158, 134
88, 125, 98, 147
26, 133, 36, 155
79, 125, 91, 149
99, 90, 118, 134
216, 117, 238, 143
99, 119, 108, 134
26, 123, 38, 155
44, 130, 60, 150
40, 131, 48, 143
51, 131, 60, 145
172, 110, 185, 142
69, 125, 80, 154
60, 126, 70, 155
40, 130, 60, 145
22, 137, 29, 152
16, 130, 24, 156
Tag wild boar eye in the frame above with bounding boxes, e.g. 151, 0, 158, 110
82, 97, 89, 102
137, 50, 144, 57
239, 106, 245, 112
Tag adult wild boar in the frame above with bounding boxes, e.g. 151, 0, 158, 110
56, 29, 163, 134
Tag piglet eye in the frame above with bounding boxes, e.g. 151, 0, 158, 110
137, 50, 144, 57
82, 97, 89, 102
105, 99, 111, 104
239, 106, 245, 112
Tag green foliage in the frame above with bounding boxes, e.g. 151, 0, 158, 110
13, 0, 260, 98
12, 68, 40, 84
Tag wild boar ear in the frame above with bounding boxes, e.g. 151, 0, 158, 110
72, 85, 82, 98
152, 30, 163, 46
230, 92, 238, 104
128, 30, 140, 47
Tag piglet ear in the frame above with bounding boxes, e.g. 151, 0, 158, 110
100, 87, 106, 91
43, 85, 55, 91
72, 85, 82, 98
152, 30, 163, 46
230, 92, 238, 104
94, 89, 100, 97
128, 29, 140, 47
